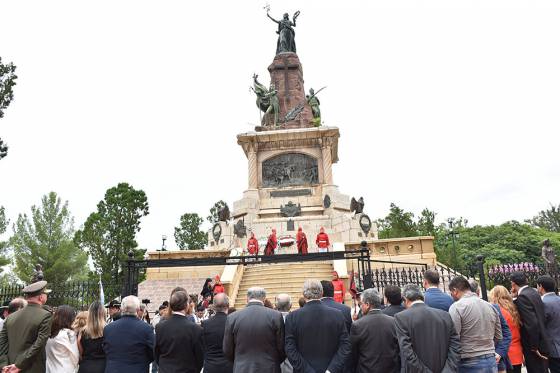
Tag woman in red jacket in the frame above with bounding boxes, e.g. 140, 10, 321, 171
212, 275, 225, 295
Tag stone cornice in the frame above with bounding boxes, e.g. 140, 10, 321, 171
237, 126, 340, 163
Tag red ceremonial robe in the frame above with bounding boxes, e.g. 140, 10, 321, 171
247, 237, 259, 256
264, 233, 277, 256
296, 232, 308, 254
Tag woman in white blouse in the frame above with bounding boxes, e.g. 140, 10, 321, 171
46, 305, 80, 373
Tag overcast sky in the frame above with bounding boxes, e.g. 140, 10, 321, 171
1, 0, 559, 251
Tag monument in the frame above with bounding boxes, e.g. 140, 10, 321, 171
208, 9, 378, 252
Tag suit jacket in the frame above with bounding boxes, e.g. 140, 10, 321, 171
424, 288, 454, 312
382, 304, 406, 317
542, 293, 560, 358
285, 300, 351, 373
350, 309, 399, 373
202, 312, 233, 373
394, 303, 460, 373
103, 315, 154, 373
155, 313, 203, 373
321, 297, 352, 333
223, 301, 285, 373
514, 287, 550, 356
0, 303, 52, 373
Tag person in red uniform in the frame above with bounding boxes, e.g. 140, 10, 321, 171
296, 227, 308, 255
264, 228, 277, 256
247, 232, 259, 257
331, 271, 346, 304
315, 227, 330, 253
212, 274, 225, 295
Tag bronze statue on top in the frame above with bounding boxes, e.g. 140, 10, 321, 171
267, 10, 300, 55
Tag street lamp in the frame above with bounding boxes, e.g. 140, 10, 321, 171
161, 235, 167, 251
448, 219, 458, 269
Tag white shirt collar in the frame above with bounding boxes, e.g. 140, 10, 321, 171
248, 299, 264, 305
410, 300, 425, 306
172, 311, 186, 317
542, 292, 556, 300
518, 285, 529, 295
427, 286, 439, 289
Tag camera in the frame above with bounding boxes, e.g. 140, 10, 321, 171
141, 299, 151, 305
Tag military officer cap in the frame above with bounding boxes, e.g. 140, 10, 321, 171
0, 300, 9, 310
105, 299, 121, 308
22, 280, 52, 297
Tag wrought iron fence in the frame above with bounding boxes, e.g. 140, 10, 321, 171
0, 281, 123, 310
486, 262, 560, 290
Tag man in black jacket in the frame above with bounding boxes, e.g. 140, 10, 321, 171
285, 279, 351, 373
350, 288, 399, 373
394, 284, 460, 373
202, 293, 233, 373
382, 285, 406, 317
321, 280, 352, 333
223, 287, 285, 373
155, 290, 203, 373
510, 271, 550, 373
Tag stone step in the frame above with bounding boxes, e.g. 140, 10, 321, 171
238, 277, 333, 288
242, 263, 333, 272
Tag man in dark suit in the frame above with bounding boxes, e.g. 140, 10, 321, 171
423, 269, 454, 312
321, 280, 352, 332
382, 285, 406, 316
155, 290, 203, 373
223, 287, 285, 373
0, 281, 52, 373
103, 295, 154, 373
510, 271, 550, 373
394, 284, 460, 373
202, 293, 233, 373
537, 275, 560, 373
350, 288, 399, 372
285, 279, 351, 373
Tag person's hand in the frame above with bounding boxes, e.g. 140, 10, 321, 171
3, 365, 21, 373
495, 353, 501, 364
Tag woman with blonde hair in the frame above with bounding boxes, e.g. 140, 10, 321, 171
77, 301, 107, 373
72, 311, 88, 335
489, 285, 524, 373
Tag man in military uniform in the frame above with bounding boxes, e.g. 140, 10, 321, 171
0, 280, 52, 373
106, 299, 121, 323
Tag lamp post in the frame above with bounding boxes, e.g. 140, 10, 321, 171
448, 219, 458, 269
161, 235, 167, 251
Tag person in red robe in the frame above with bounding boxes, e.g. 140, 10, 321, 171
296, 227, 308, 254
264, 228, 277, 256
315, 227, 330, 253
247, 232, 259, 257
212, 274, 225, 295
331, 271, 346, 304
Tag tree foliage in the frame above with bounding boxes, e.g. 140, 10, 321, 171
376, 203, 418, 239
0, 207, 10, 273
207, 200, 228, 224
174, 213, 207, 250
527, 203, 560, 233
9, 192, 88, 284
75, 183, 149, 284
0, 57, 18, 160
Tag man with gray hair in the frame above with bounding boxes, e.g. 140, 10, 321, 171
350, 288, 399, 372
103, 295, 154, 372
202, 293, 233, 373
223, 287, 285, 373
275, 294, 293, 373
394, 284, 460, 373
285, 279, 351, 373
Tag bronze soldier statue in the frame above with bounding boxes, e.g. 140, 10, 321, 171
542, 239, 557, 274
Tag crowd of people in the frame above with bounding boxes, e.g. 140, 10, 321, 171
0, 269, 558, 373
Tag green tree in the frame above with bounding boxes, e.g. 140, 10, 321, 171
376, 203, 417, 239
207, 200, 228, 224
527, 203, 560, 233
0, 207, 10, 272
75, 182, 149, 284
174, 213, 207, 250
9, 192, 88, 284
0, 57, 18, 160
417, 208, 437, 236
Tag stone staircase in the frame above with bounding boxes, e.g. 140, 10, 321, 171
233, 261, 334, 310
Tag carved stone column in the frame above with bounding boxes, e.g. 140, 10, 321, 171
247, 142, 258, 189
321, 138, 333, 185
